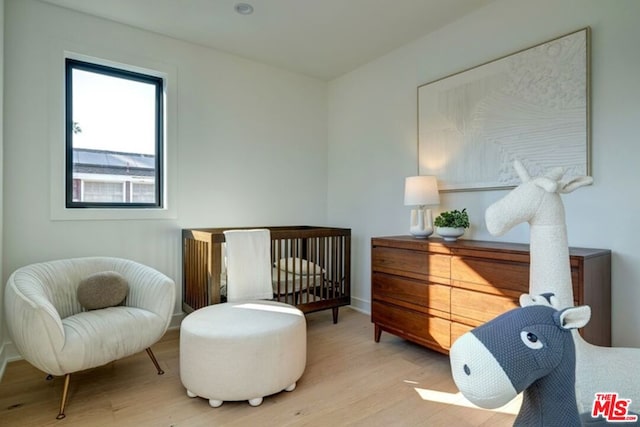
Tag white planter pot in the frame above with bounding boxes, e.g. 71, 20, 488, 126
436, 226, 465, 242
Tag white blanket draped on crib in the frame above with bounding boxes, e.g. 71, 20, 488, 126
223, 229, 274, 301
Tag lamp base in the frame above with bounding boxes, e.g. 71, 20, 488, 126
409, 208, 434, 239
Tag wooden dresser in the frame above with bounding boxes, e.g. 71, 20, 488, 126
371, 236, 611, 354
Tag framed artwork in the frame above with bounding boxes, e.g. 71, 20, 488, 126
418, 28, 590, 191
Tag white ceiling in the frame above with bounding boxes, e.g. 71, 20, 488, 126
39, 0, 495, 81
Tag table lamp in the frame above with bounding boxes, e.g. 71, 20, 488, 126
404, 175, 440, 238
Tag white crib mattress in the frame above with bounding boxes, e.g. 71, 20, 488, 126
219, 269, 324, 296
271, 268, 323, 294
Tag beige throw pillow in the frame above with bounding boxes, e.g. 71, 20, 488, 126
274, 257, 325, 275
77, 271, 129, 310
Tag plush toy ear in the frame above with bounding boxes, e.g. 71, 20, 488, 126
519, 294, 536, 307
520, 294, 553, 307
520, 293, 558, 308
533, 177, 559, 193
559, 176, 593, 193
513, 160, 531, 183
555, 305, 591, 330
545, 167, 566, 181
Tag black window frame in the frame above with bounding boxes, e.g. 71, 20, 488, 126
65, 58, 164, 209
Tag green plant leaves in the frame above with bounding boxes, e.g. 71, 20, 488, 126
434, 208, 469, 228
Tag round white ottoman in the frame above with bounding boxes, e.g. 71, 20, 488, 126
180, 300, 307, 407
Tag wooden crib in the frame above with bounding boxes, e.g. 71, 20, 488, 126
182, 226, 351, 323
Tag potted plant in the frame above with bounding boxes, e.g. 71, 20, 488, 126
434, 208, 470, 241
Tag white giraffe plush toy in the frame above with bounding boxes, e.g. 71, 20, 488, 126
485, 160, 640, 424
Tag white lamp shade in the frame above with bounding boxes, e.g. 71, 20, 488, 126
404, 176, 440, 206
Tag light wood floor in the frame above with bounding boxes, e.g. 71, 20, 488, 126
0, 308, 516, 426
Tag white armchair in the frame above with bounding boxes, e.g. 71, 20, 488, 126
4, 257, 175, 419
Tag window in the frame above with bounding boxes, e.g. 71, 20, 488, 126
65, 58, 164, 208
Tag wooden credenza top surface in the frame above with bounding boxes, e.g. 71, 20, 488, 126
371, 236, 610, 259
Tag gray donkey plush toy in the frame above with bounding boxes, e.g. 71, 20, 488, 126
449, 293, 590, 427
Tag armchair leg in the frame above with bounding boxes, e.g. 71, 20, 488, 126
145, 348, 164, 375
56, 374, 71, 420
53, 349, 161, 420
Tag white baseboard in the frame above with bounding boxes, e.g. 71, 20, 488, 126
349, 297, 371, 315
168, 311, 185, 330
0, 342, 8, 381
0, 340, 21, 382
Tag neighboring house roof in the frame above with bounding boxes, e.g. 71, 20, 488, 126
72, 148, 156, 177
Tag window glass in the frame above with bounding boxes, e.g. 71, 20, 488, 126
65, 59, 163, 208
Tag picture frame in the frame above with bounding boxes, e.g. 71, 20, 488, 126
418, 28, 590, 192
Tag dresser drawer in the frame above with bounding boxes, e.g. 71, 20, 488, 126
450, 287, 519, 325
372, 301, 451, 349
372, 272, 450, 315
451, 256, 529, 294
372, 246, 450, 282
451, 321, 474, 346
451, 256, 581, 298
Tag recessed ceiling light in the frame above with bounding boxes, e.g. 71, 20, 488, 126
234, 3, 254, 15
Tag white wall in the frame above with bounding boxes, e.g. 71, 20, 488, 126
328, 0, 640, 347
0, 0, 6, 376
2, 0, 328, 335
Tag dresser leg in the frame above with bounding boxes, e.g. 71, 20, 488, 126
374, 324, 382, 342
